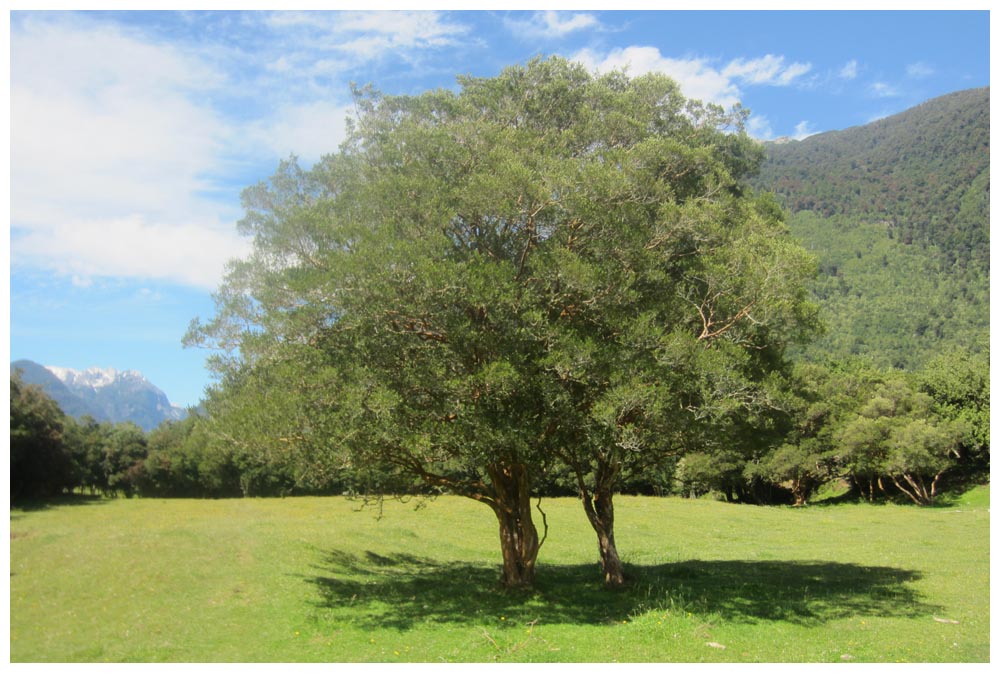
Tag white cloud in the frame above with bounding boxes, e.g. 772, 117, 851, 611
244, 101, 355, 165
746, 115, 775, 141
506, 11, 599, 38
336, 10, 468, 44
265, 10, 469, 60
13, 214, 250, 289
10, 15, 224, 95
906, 61, 935, 78
10, 15, 247, 289
792, 121, 817, 140
572, 47, 811, 109
722, 55, 812, 86
267, 56, 294, 73
870, 81, 900, 97
573, 46, 740, 107
839, 59, 859, 80
10, 11, 483, 290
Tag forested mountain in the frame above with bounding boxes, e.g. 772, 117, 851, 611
754, 87, 989, 370
757, 87, 988, 269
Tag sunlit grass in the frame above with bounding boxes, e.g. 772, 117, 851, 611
10, 486, 989, 662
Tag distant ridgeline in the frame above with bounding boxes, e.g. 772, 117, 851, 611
753, 87, 989, 370
10, 359, 187, 432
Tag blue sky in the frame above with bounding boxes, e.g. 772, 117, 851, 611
7, 9, 991, 408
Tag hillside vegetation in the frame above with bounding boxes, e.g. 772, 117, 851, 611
755, 87, 989, 370
757, 87, 988, 270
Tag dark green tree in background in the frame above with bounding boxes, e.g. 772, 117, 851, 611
188, 57, 818, 588
10, 373, 77, 500
917, 347, 990, 470
101, 423, 149, 498
835, 375, 966, 505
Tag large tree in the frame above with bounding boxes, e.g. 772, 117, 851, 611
189, 57, 817, 588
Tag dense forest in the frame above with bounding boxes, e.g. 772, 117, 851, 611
755, 87, 989, 371
755, 87, 989, 269
11, 79, 989, 508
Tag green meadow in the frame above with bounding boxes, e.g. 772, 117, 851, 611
10, 487, 989, 663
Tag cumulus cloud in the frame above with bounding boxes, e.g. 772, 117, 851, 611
11, 10, 482, 289
572, 46, 811, 108
243, 100, 355, 165
746, 115, 776, 141
9, 13, 371, 289
506, 11, 599, 38
11, 15, 248, 289
573, 46, 741, 107
13, 215, 251, 289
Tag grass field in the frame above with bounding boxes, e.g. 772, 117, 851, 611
9, 486, 990, 662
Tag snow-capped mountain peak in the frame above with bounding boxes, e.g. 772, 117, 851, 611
46, 366, 144, 390
16, 362, 188, 431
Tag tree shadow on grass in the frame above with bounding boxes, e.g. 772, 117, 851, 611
10, 494, 108, 519
304, 550, 935, 630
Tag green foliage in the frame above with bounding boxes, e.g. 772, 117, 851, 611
143, 414, 248, 498
754, 88, 989, 373
102, 423, 149, 497
748, 89, 990, 504
833, 373, 962, 505
785, 212, 988, 370
10, 373, 77, 500
756, 87, 989, 270
187, 57, 819, 586
9, 384, 289, 501
917, 348, 990, 465
675, 451, 747, 500
757, 440, 826, 506
63, 415, 115, 496
733, 351, 989, 507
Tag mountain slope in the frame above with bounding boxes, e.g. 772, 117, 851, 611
10, 360, 187, 431
9, 360, 96, 419
756, 87, 989, 270
753, 87, 989, 370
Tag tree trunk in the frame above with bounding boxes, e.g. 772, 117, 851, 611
582, 486, 626, 588
488, 462, 540, 589
790, 478, 806, 506
567, 453, 626, 588
930, 471, 943, 501
892, 474, 925, 505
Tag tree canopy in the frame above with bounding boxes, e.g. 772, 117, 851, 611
187, 57, 819, 588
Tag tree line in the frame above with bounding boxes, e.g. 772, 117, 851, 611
11, 369, 361, 501
11, 347, 988, 507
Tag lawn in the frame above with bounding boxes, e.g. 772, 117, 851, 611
9, 486, 989, 662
